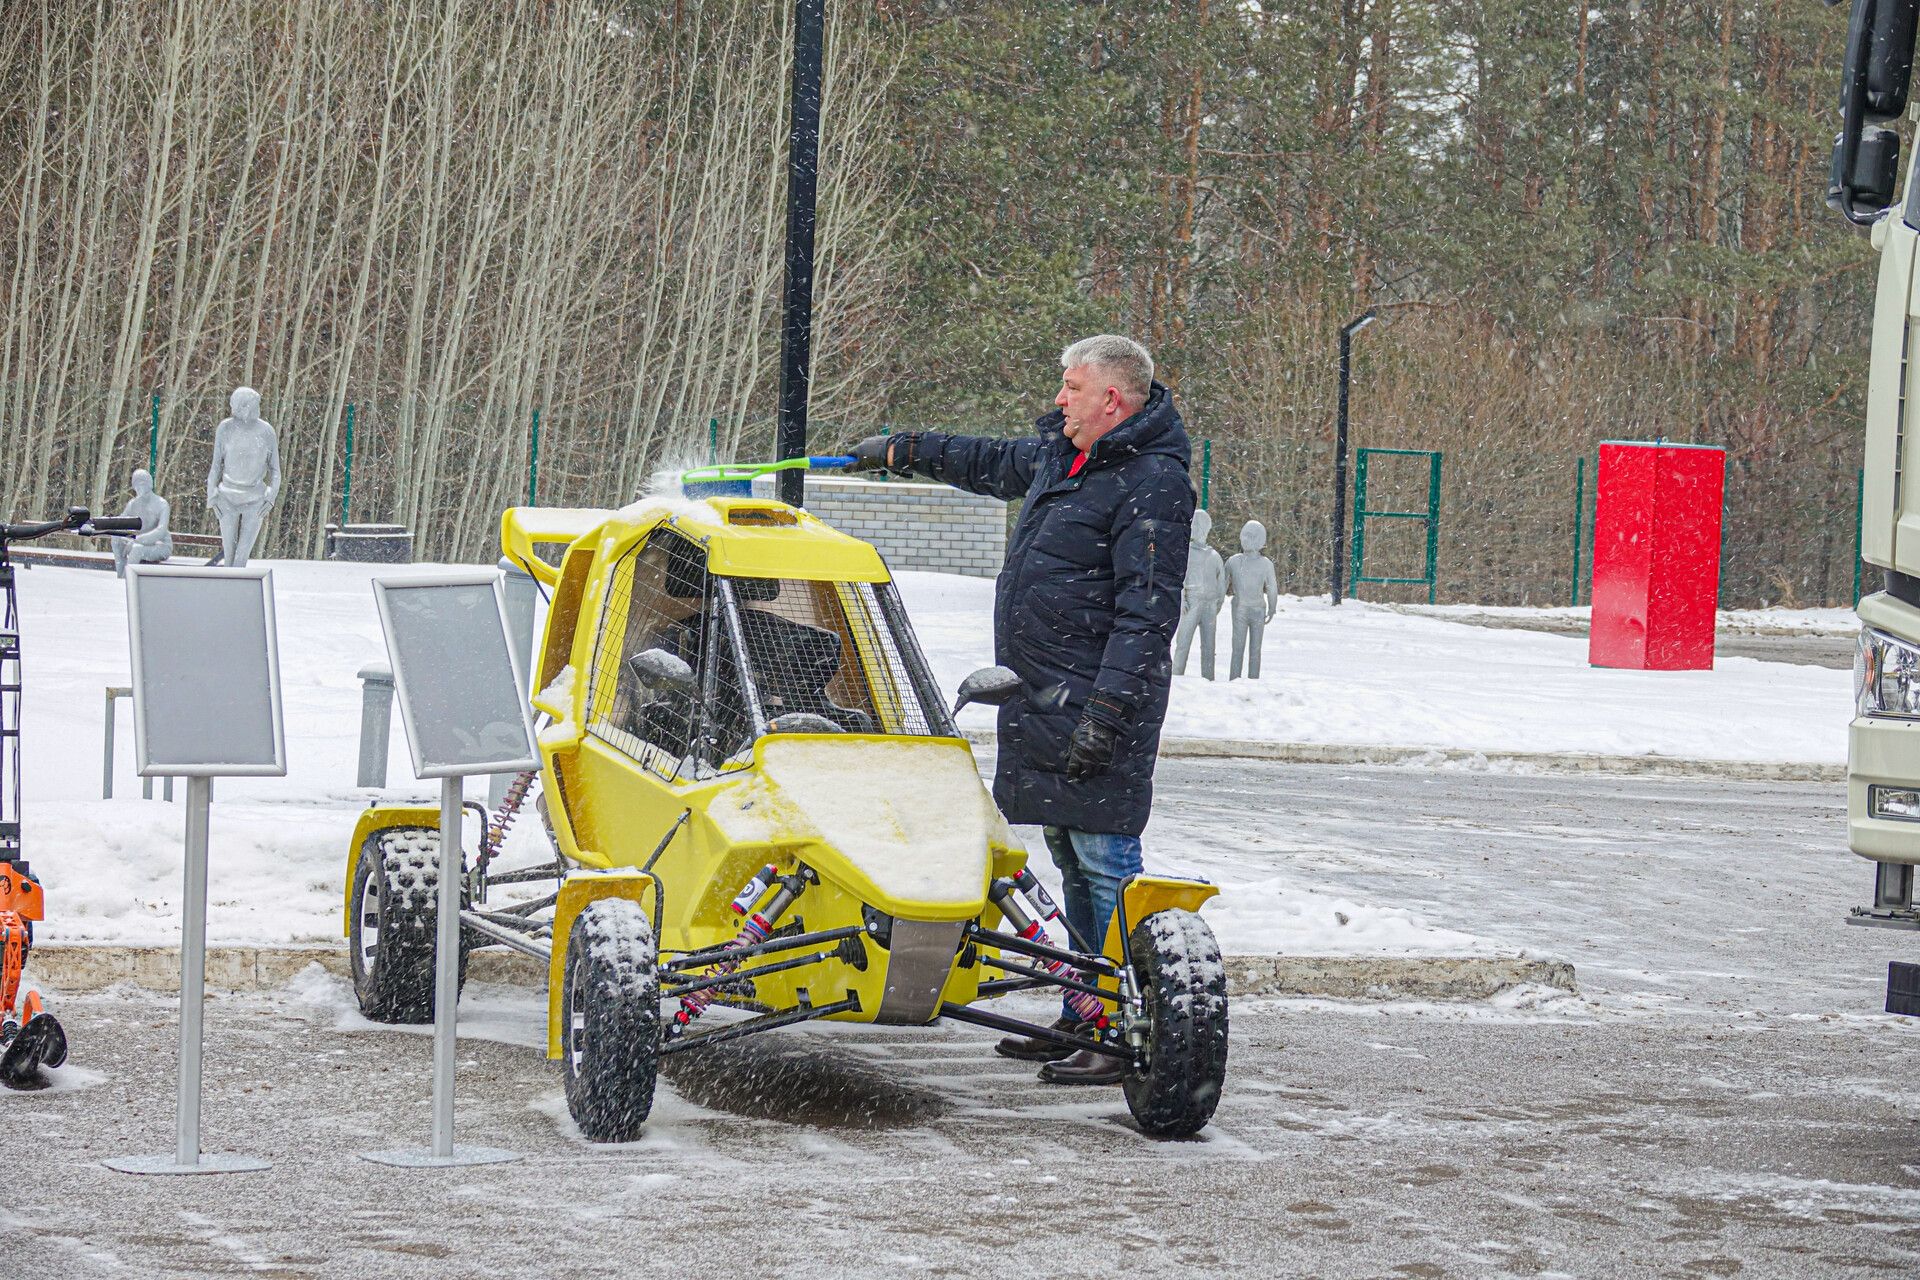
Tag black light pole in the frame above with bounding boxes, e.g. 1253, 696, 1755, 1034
775, 0, 825, 509
1330, 309, 1376, 605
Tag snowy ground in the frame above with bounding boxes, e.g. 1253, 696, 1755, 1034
7, 556, 1849, 952
898, 572, 1850, 764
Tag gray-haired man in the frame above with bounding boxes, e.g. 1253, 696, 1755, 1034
849, 335, 1194, 1084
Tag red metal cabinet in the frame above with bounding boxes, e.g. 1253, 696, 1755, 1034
1588, 441, 1726, 671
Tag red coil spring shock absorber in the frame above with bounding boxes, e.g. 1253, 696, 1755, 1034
484, 769, 538, 860
1010, 866, 1081, 949
988, 880, 1106, 1027
673, 864, 795, 1034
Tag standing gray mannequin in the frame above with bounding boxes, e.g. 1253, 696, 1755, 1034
206, 387, 281, 568
1226, 519, 1279, 679
112, 468, 174, 578
1173, 508, 1227, 680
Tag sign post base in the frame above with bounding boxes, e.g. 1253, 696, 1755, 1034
103, 1152, 271, 1176
358, 1145, 521, 1170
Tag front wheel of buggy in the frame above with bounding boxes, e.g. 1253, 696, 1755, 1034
349, 827, 467, 1024
561, 900, 661, 1142
1121, 909, 1229, 1138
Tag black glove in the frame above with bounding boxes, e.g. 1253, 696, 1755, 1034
1066, 716, 1120, 781
847, 434, 905, 475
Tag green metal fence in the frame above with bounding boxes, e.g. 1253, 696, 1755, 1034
0, 381, 1877, 605
1349, 448, 1442, 604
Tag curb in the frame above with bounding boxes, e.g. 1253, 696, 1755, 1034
962, 730, 1840, 783
23, 945, 1575, 1004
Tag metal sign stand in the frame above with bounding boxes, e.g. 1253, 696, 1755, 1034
107, 565, 286, 1176
360, 570, 533, 1170
106, 777, 267, 1176
360, 774, 517, 1169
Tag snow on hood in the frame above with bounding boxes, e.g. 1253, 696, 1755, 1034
710, 736, 1001, 914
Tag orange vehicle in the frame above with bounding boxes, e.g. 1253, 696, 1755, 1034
0, 508, 135, 1087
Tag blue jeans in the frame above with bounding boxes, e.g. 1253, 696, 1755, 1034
1042, 826, 1143, 1021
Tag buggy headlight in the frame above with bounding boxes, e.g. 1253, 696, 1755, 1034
1857, 628, 1920, 719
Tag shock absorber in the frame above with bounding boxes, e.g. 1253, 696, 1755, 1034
1009, 866, 1083, 949
484, 769, 538, 859
988, 879, 1107, 1027
672, 865, 802, 1035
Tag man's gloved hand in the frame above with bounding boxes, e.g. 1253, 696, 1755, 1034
1066, 715, 1120, 781
847, 434, 905, 475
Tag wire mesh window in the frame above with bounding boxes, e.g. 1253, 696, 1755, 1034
721, 578, 946, 748
584, 531, 950, 781
585, 531, 712, 780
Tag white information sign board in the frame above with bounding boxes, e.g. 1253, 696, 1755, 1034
363, 571, 530, 1169
108, 565, 286, 1177
373, 572, 537, 779
126, 566, 285, 776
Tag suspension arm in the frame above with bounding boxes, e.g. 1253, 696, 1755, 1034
965, 922, 1115, 975
458, 910, 553, 963
979, 954, 1115, 1003
661, 947, 834, 1001
938, 1002, 1132, 1061
663, 924, 863, 973
660, 996, 860, 1055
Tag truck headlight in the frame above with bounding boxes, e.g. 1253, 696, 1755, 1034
1858, 628, 1920, 718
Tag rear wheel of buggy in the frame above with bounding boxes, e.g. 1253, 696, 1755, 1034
349, 827, 467, 1024
561, 899, 661, 1142
1121, 908, 1229, 1138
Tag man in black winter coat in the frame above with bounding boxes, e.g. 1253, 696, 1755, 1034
848, 334, 1194, 1085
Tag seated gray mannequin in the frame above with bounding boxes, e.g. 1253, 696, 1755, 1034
112, 468, 174, 578
205, 386, 281, 568
1174, 508, 1227, 680
1226, 519, 1279, 680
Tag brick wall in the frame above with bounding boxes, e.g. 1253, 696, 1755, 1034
753, 475, 1006, 578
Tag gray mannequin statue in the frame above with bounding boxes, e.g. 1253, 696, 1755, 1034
1174, 508, 1227, 680
112, 468, 174, 578
206, 386, 281, 568
1226, 519, 1279, 680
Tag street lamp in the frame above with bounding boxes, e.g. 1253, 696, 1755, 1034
1330, 309, 1376, 605
775, 0, 825, 509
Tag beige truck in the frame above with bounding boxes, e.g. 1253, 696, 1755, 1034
1831, 0, 1920, 1006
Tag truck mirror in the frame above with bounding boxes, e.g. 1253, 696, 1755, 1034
1829, 126, 1903, 219
1864, 0, 1918, 118
628, 648, 697, 699
1829, 0, 1919, 225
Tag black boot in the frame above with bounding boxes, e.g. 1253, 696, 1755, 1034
993, 1015, 1081, 1061
1038, 1044, 1127, 1086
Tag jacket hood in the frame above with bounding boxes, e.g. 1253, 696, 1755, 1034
1033, 381, 1190, 473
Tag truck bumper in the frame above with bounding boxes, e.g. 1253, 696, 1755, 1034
1848, 714, 1920, 865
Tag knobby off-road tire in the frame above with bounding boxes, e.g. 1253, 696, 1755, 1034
562, 899, 661, 1142
1122, 908, 1229, 1138
349, 827, 467, 1024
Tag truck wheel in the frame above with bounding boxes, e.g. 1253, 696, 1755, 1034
561, 899, 661, 1141
349, 827, 466, 1024
1121, 908, 1229, 1138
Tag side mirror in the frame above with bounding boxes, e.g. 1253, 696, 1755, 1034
1862, 0, 1919, 118
1829, 0, 1920, 226
627, 648, 696, 699
952, 666, 1024, 714
949, 667, 1070, 715
1829, 126, 1902, 220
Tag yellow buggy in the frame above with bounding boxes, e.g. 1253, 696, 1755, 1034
344, 492, 1228, 1139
